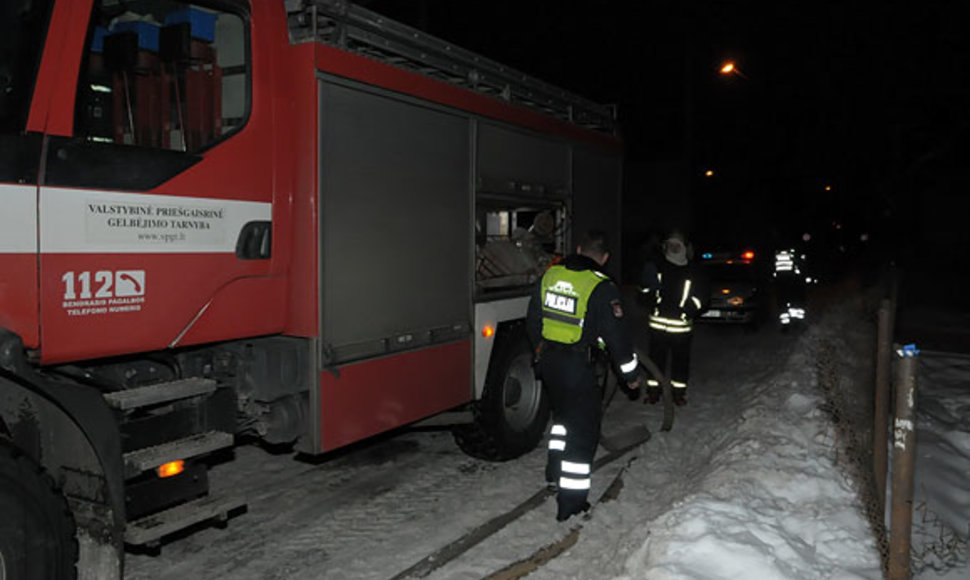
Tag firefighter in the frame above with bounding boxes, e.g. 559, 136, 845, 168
638, 230, 706, 406
526, 229, 642, 522
773, 246, 808, 328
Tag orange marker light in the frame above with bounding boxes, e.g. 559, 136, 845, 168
742, 251, 755, 260
721, 288, 731, 294
482, 325, 495, 338
157, 460, 185, 478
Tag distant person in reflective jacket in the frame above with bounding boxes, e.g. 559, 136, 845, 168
638, 230, 706, 406
526, 229, 642, 522
773, 246, 809, 328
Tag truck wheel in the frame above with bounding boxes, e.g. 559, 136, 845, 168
453, 326, 549, 461
0, 441, 78, 580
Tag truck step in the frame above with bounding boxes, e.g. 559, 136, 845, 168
124, 431, 234, 478
125, 493, 247, 547
103, 377, 218, 410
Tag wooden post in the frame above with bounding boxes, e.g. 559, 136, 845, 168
888, 344, 919, 580
873, 299, 892, 512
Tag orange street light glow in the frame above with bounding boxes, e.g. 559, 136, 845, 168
720, 62, 735, 74
704, 169, 714, 177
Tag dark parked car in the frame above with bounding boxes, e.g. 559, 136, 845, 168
696, 249, 764, 327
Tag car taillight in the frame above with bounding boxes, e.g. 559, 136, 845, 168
742, 250, 755, 260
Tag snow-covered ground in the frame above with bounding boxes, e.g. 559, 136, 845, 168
124, 283, 970, 580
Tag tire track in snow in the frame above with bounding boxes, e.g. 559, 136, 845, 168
124, 430, 547, 580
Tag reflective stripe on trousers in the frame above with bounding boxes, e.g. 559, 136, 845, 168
548, 424, 567, 452
647, 379, 687, 389
559, 459, 591, 490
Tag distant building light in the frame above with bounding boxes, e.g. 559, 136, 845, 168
704, 169, 715, 177
802, 233, 811, 242
702, 252, 713, 259
860, 233, 869, 242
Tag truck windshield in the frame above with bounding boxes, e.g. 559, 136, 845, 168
0, 0, 54, 135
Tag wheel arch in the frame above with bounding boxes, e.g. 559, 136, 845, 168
486, 319, 527, 373
473, 295, 532, 400
453, 320, 549, 461
0, 329, 124, 580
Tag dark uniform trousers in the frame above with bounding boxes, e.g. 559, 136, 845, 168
539, 347, 601, 516
648, 327, 693, 392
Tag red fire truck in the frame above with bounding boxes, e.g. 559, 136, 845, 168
0, 0, 623, 577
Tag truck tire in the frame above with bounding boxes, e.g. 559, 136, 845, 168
0, 441, 78, 580
453, 325, 549, 461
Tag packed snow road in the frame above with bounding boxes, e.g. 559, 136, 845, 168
126, 288, 880, 580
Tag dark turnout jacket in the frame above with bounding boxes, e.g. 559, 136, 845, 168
640, 259, 707, 333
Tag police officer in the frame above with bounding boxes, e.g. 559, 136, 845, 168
526, 229, 642, 522
639, 230, 706, 406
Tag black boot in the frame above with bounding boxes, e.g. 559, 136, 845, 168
673, 390, 688, 406
556, 501, 591, 522
645, 386, 661, 405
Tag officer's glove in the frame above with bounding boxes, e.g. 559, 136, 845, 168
623, 368, 645, 400
626, 370, 644, 391
533, 341, 546, 366
635, 287, 653, 307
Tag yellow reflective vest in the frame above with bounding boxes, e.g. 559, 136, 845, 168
539, 265, 607, 344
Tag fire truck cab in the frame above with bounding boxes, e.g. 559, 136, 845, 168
0, 1, 623, 578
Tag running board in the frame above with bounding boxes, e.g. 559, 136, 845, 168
125, 494, 246, 547
104, 378, 218, 410
411, 410, 474, 428
123, 431, 234, 478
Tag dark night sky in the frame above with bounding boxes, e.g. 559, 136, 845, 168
363, 1, 970, 265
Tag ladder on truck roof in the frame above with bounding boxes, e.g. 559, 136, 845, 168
285, 0, 617, 135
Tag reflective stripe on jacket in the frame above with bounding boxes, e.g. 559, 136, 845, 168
643, 262, 703, 334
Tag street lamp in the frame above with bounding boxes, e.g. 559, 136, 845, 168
719, 60, 748, 80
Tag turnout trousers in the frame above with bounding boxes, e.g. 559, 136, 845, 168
775, 275, 807, 326
647, 328, 693, 393
538, 348, 601, 518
